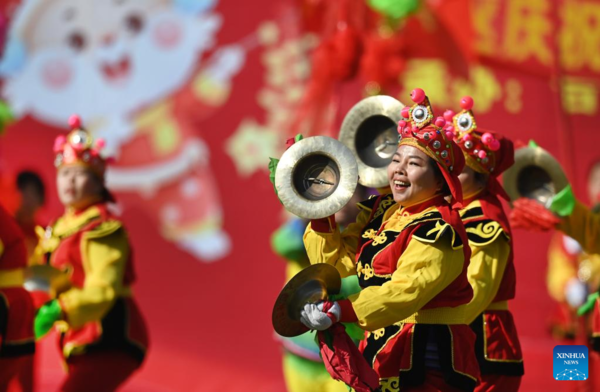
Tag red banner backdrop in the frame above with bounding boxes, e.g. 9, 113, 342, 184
0, 0, 599, 390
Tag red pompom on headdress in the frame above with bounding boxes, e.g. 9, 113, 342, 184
53, 115, 110, 178
397, 88, 466, 205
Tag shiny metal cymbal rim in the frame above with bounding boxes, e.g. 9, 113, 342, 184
275, 136, 358, 219
339, 95, 404, 188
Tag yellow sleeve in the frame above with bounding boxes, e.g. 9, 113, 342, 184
558, 200, 600, 255
463, 236, 510, 323
29, 226, 48, 266
348, 231, 465, 331
303, 209, 371, 278
58, 221, 129, 329
546, 235, 577, 302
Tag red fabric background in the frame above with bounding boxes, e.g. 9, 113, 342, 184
0, 0, 599, 391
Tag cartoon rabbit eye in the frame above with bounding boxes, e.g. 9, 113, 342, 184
67, 31, 86, 51
125, 13, 144, 34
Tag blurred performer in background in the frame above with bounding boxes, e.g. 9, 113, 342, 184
301, 90, 480, 391
0, 0, 247, 262
511, 160, 600, 352
0, 200, 35, 390
546, 232, 600, 342
7, 171, 45, 392
447, 97, 524, 391
510, 157, 600, 392
272, 186, 367, 392
14, 170, 46, 257
32, 116, 149, 392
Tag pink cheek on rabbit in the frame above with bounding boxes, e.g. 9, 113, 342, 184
41, 58, 73, 90
153, 19, 183, 50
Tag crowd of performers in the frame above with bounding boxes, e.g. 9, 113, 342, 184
271, 88, 600, 392
2, 88, 600, 392
0, 116, 148, 391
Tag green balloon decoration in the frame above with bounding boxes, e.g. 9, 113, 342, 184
367, 0, 420, 20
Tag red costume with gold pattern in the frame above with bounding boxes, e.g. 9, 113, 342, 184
35, 202, 148, 362
32, 116, 149, 391
448, 98, 523, 391
304, 90, 480, 391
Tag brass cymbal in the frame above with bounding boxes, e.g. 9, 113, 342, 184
272, 263, 342, 337
23, 265, 72, 296
275, 136, 358, 219
339, 95, 404, 188
503, 145, 569, 205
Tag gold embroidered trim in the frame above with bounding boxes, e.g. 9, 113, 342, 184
466, 221, 505, 246
380, 377, 400, 392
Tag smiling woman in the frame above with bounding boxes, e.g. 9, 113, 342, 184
388, 145, 444, 206
300, 90, 480, 392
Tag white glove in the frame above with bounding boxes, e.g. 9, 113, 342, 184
565, 278, 588, 308
300, 301, 341, 331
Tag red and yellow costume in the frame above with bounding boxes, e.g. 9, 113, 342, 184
558, 200, 600, 255
304, 90, 480, 391
34, 203, 148, 363
460, 194, 524, 389
546, 233, 600, 341
0, 203, 35, 388
556, 202, 600, 352
32, 116, 149, 391
449, 99, 523, 391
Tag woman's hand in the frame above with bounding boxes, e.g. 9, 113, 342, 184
300, 301, 341, 331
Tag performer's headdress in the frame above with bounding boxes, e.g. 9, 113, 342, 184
445, 97, 514, 200
53, 115, 109, 178
397, 88, 465, 204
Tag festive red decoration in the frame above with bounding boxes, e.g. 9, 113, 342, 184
68, 114, 81, 130
318, 324, 380, 392
410, 88, 425, 103
54, 115, 110, 177
359, 31, 406, 93
443, 110, 455, 122
481, 132, 493, 145
401, 106, 410, 119
489, 139, 500, 151
460, 96, 473, 110
509, 197, 561, 231
398, 88, 465, 204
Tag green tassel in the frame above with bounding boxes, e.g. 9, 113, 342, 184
528, 139, 539, 148
549, 185, 575, 217
578, 291, 599, 316
0, 100, 14, 134
268, 157, 281, 204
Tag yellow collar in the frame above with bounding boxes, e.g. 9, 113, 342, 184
53, 205, 102, 238
462, 189, 485, 203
